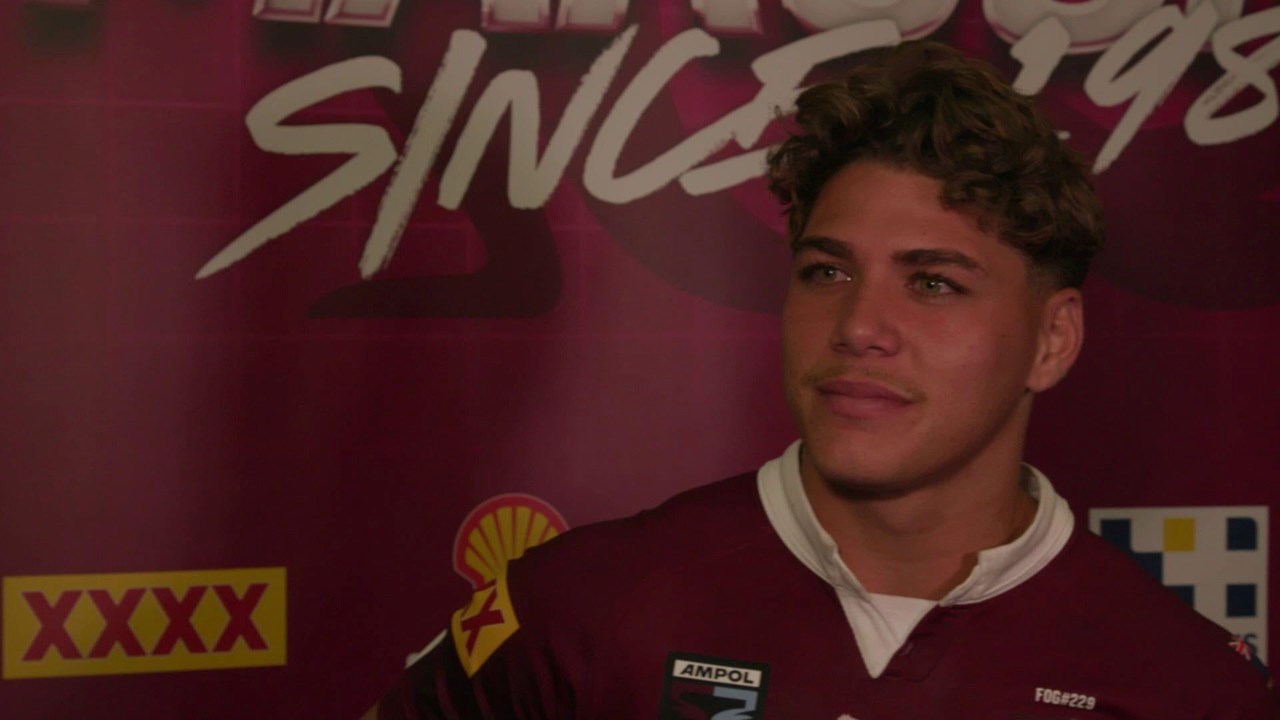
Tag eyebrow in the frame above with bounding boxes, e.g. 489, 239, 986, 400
793, 236, 986, 276
893, 248, 986, 276
791, 236, 851, 258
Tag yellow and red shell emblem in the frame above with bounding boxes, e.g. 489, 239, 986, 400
452, 493, 569, 589
449, 494, 568, 676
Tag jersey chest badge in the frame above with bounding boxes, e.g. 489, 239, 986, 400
660, 652, 770, 720
449, 494, 568, 677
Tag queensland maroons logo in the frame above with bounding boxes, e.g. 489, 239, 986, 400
449, 494, 568, 675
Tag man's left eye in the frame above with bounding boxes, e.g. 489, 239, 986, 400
911, 275, 960, 295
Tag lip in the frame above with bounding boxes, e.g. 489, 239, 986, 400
814, 379, 915, 420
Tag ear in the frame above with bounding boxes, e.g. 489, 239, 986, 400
1026, 287, 1084, 393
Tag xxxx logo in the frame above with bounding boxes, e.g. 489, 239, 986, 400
3, 568, 286, 679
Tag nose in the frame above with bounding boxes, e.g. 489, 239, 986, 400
830, 279, 901, 357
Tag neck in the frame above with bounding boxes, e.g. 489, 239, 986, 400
799, 447, 1037, 601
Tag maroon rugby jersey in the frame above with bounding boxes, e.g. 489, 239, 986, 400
379, 473, 1277, 719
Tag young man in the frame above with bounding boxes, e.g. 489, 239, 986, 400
367, 42, 1277, 719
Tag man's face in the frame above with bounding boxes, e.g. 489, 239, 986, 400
781, 161, 1077, 493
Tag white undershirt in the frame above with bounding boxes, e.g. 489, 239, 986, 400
866, 592, 935, 646
757, 440, 1075, 678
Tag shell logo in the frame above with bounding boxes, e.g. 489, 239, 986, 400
451, 494, 569, 590
449, 494, 568, 677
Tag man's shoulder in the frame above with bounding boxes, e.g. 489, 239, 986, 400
423, 473, 778, 707
1025, 527, 1274, 694
1053, 529, 1229, 629
1037, 529, 1228, 640
500, 471, 779, 621
513, 471, 769, 583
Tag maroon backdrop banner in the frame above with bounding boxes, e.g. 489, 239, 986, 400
1, 1, 1277, 717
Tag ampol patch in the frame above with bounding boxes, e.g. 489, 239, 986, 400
660, 652, 770, 720
1089, 505, 1268, 663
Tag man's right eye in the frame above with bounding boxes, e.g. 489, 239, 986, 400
798, 263, 851, 285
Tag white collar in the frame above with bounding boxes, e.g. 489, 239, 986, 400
757, 440, 1075, 606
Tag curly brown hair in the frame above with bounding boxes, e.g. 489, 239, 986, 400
767, 40, 1103, 289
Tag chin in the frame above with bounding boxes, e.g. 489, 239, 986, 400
815, 462, 925, 500
802, 431, 926, 498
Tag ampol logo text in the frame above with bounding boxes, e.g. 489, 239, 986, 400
3, 568, 286, 679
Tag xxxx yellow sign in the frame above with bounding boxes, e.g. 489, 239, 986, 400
3, 567, 286, 679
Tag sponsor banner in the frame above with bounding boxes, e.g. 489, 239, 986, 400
3, 0, 1278, 714
189, 0, 1280, 314
1089, 506, 1269, 662
2, 568, 286, 679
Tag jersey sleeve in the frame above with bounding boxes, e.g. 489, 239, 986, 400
1213, 680, 1279, 720
375, 552, 590, 720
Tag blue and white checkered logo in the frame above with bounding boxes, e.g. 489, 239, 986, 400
1088, 506, 1268, 663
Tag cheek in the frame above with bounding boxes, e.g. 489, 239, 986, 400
780, 298, 825, 364
917, 318, 1029, 390
779, 325, 809, 397
949, 328, 1038, 397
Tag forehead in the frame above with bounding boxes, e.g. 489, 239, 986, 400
803, 161, 997, 258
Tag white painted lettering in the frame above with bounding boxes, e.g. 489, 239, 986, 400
437, 25, 636, 209
482, 0, 551, 32
213, 0, 1280, 280
1185, 0, 1247, 26
198, 57, 401, 279
679, 20, 900, 196
556, 0, 629, 32
360, 31, 486, 277
1186, 7, 1280, 145
985, 0, 1162, 54
781, 0, 957, 39
1084, 3, 1218, 172
324, 0, 404, 27
1009, 17, 1071, 96
583, 28, 722, 203
252, 0, 325, 23
692, 0, 763, 36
